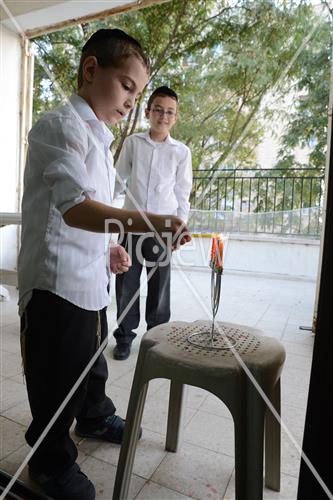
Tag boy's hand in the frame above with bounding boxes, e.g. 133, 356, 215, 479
152, 214, 191, 249
110, 244, 132, 274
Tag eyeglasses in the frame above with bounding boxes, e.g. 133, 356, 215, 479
151, 107, 177, 118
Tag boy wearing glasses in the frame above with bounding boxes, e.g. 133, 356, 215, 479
113, 86, 193, 360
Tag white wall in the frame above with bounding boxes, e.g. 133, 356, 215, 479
0, 25, 21, 272
173, 234, 320, 280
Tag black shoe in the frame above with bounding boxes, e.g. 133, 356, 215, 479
75, 414, 142, 444
29, 463, 95, 500
113, 343, 131, 360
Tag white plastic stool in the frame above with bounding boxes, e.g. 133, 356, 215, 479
113, 320, 286, 500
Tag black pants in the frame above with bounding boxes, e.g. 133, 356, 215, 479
114, 234, 171, 345
21, 289, 115, 475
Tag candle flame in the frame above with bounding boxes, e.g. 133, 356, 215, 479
210, 234, 223, 271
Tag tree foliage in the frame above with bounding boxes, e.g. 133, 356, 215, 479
32, 0, 331, 174
275, 9, 332, 171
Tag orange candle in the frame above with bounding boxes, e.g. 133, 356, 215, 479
210, 236, 217, 264
217, 237, 224, 270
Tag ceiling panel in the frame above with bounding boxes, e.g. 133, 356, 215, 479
1, 0, 136, 35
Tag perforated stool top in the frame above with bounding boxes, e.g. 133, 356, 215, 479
143, 320, 285, 375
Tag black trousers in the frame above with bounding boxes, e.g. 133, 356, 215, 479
21, 289, 115, 475
114, 234, 171, 345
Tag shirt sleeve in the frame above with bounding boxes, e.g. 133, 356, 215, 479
113, 137, 133, 201
28, 116, 95, 215
175, 147, 193, 223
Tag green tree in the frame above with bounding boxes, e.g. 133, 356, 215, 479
274, 8, 332, 172
32, 0, 330, 189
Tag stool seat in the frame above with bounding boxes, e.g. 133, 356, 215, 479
113, 320, 286, 500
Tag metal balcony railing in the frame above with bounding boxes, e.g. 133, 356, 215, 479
189, 168, 324, 236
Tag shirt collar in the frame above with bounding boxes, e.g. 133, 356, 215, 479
100, 121, 115, 148
166, 134, 177, 146
143, 130, 177, 146
69, 94, 114, 148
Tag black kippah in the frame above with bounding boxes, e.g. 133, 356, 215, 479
82, 28, 142, 52
152, 86, 178, 102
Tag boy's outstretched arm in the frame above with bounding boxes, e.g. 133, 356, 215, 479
63, 198, 191, 245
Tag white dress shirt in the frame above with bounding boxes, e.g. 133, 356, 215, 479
114, 131, 192, 222
18, 94, 115, 313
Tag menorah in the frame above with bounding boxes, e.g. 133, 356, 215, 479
187, 234, 237, 350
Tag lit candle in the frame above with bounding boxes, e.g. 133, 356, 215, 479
210, 235, 217, 264
217, 236, 224, 271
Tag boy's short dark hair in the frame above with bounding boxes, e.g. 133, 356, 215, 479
78, 28, 150, 88
147, 86, 178, 110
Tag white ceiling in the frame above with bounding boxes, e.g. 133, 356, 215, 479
1, 0, 136, 35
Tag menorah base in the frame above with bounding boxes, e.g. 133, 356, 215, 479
187, 330, 238, 350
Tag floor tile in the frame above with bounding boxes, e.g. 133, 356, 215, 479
255, 321, 286, 337
75, 435, 102, 458
282, 383, 309, 410
0, 443, 44, 494
283, 401, 306, 431
0, 416, 26, 460
282, 327, 314, 346
104, 383, 132, 418
0, 378, 27, 413
80, 455, 145, 499
106, 353, 138, 381
0, 300, 19, 328
1, 321, 20, 335
146, 378, 170, 397
2, 314, 20, 328
184, 410, 235, 457
153, 383, 209, 410
87, 429, 167, 479
152, 442, 234, 500
2, 398, 32, 427
1, 331, 20, 354
8, 373, 26, 384
280, 434, 302, 478
281, 366, 311, 388
115, 377, 168, 402
0, 351, 22, 378
110, 369, 136, 391
135, 481, 195, 500
142, 396, 197, 436
284, 353, 312, 372
282, 341, 313, 358
199, 394, 232, 419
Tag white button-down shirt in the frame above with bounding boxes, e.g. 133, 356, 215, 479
18, 94, 115, 313
114, 131, 192, 222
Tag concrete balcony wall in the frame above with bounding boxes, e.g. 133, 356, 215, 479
172, 234, 320, 280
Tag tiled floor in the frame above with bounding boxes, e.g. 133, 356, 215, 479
0, 267, 315, 499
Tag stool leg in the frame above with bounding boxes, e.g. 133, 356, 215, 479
166, 381, 186, 452
113, 382, 148, 500
234, 411, 248, 500
234, 384, 266, 500
265, 378, 281, 491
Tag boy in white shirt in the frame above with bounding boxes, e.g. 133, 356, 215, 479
113, 86, 192, 360
18, 31, 190, 500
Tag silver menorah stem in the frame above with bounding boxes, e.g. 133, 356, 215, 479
187, 255, 238, 350
210, 267, 222, 346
